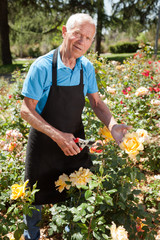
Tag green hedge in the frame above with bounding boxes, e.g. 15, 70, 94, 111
109, 42, 139, 53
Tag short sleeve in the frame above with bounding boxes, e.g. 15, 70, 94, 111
87, 64, 98, 94
22, 63, 47, 100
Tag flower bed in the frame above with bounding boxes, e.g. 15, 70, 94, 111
0, 45, 160, 240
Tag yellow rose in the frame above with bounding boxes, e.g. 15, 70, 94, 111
116, 65, 125, 71
120, 132, 144, 159
55, 173, 70, 193
110, 222, 129, 240
7, 233, 24, 240
135, 87, 149, 96
11, 180, 29, 200
69, 167, 93, 187
136, 217, 147, 232
8, 142, 16, 152
98, 126, 113, 142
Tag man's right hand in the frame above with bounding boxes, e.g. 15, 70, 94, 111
21, 97, 81, 156
55, 132, 81, 156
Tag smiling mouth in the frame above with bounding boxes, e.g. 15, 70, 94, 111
73, 45, 82, 51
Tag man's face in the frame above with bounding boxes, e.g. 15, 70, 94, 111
62, 20, 95, 59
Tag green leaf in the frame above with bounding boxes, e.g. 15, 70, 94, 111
14, 207, 19, 215
87, 205, 94, 213
99, 165, 104, 175
56, 217, 63, 226
118, 201, 126, 210
89, 181, 99, 189
91, 218, 96, 229
18, 222, 26, 230
14, 229, 23, 240
96, 195, 104, 204
132, 189, 141, 195
72, 232, 84, 240
7, 204, 16, 214
102, 233, 109, 239
87, 196, 95, 203
93, 231, 101, 240
85, 190, 92, 199
48, 223, 57, 234
104, 195, 113, 206
73, 215, 82, 222
105, 189, 117, 194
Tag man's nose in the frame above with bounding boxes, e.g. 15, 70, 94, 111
78, 36, 85, 44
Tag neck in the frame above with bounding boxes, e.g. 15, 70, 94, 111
60, 44, 76, 69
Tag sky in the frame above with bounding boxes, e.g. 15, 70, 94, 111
104, 0, 113, 16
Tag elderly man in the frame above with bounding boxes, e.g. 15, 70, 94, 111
21, 13, 130, 240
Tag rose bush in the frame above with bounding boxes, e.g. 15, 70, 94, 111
0, 46, 160, 239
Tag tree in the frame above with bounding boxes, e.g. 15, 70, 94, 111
154, 7, 160, 58
95, 0, 104, 55
111, 0, 160, 37
0, 0, 12, 65
95, 0, 111, 55
0, 0, 107, 63
8, 0, 97, 57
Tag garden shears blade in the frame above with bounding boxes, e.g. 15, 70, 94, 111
74, 138, 95, 151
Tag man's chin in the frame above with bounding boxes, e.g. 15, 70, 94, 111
73, 52, 83, 59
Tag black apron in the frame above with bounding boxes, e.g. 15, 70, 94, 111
24, 48, 92, 205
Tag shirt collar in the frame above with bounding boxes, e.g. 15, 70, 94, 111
57, 47, 82, 70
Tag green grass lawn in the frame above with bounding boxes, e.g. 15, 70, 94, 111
101, 53, 135, 63
0, 59, 34, 75
0, 52, 160, 74
101, 52, 160, 63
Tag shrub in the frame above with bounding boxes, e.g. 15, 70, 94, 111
28, 47, 41, 58
109, 42, 139, 53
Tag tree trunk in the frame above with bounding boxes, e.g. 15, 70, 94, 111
0, 33, 2, 66
95, 0, 104, 56
154, 8, 160, 59
0, 0, 12, 65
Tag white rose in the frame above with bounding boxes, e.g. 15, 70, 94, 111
107, 86, 116, 94
151, 99, 160, 106
135, 87, 149, 96
136, 129, 150, 143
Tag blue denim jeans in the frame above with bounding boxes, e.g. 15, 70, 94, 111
23, 205, 42, 240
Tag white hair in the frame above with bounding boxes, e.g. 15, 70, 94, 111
66, 13, 96, 32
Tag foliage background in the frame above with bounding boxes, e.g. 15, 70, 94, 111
0, 46, 160, 239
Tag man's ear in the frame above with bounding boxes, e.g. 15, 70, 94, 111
62, 25, 67, 38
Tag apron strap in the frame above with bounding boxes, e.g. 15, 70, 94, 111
80, 64, 83, 86
52, 47, 84, 86
52, 48, 58, 86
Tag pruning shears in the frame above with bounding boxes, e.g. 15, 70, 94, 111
74, 138, 95, 151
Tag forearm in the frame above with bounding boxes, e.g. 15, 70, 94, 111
92, 100, 117, 131
88, 93, 117, 131
21, 98, 81, 155
21, 101, 61, 142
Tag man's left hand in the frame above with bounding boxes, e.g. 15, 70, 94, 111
111, 124, 132, 145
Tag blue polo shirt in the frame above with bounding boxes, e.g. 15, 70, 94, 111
22, 48, 98, 114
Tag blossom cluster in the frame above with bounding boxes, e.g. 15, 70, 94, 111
55, 167, 93, 193
0, 129, 23, 153
98, 126, 113, 142
10, 180, 29, 200
110, 222, 129, 240
136, 217, 147, 233
6, 129, 23, 140
120, 129, 150, 159
7, 233, 23, 240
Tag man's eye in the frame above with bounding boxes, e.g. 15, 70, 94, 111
75, 32, 81, 38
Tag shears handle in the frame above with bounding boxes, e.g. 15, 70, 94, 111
74, 138, 83, 151
74, 138, 79, 143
